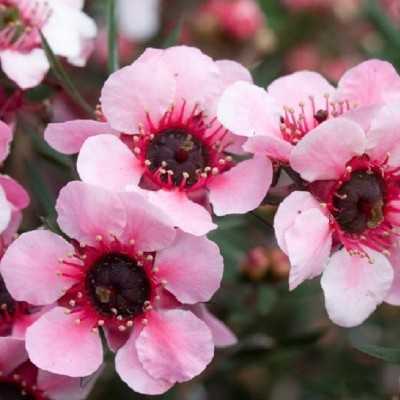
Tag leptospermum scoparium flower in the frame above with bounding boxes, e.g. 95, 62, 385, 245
0, 336, 99, 399
44, 45, 273, 236
0, 181, 235, 395
274, 102, 400, 327
0, 0, 97, 89
217, 59, 400, 163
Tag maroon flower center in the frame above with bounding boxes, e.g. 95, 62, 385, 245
333, 171, 385, 234
0, 381, 36, 400
0, 275, 15, 315
86, 253, 151, 318
146, 128, 209, 187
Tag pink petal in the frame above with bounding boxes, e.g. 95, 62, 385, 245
154, 231, 223, 304
267, 71, 335, 127
45, 120, 118, 155
336, 59, 400, 108
366, 101, 400, 167
0, 185, 11, 234
243, 135, 293, 162
208, 156, 272, 216
161, 46, 221, 112
385, 245, 400, 305
0, 49, 49, 89
191, 304, 237, 348
56, 181, 126, 246
0, 174, 30, 210
274, 191, 323, 253
115, 330, 173, 395
217, 81, 281, 138
147, 190, 217, 236
0, 336, 27, 375
26, 307, 103, 377
100, 60, 175, 133
284, 208, 332, 289
104, 326, 130, 352
0, 120, 12, 163
216, 60, 253, 89
38, 368, 101, 400
77, 135, 142, 191
136, 309, 214, 383
1, 211, 22, 247
320, 249, 394, 327
118, 191, 176, 251
0, 230, 76, 305
290, 118, 366, 181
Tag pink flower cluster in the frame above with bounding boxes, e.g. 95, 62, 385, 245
2, 36, 400, 396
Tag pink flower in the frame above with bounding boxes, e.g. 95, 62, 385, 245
45, 46, 273, 236
274, 102, 400, 327
0, 181, 235, 394
218, 59, 400, 163
0, 173, 30, 249
199, 0, 265, 41
0, 336, 98, 399
0, 0, 97, 89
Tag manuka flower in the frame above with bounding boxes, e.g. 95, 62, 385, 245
0, 0, 97, 89
274, 103, 400, 327
217, 59, 400, 163
45, 46, 272, 236
0, 181, 234, 395
0, 336, 98, 399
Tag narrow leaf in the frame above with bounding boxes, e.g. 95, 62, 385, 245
163, 19, 183, 48
354, 342, 400, 364
107, 0, 119, 73
40, 32, 94, 116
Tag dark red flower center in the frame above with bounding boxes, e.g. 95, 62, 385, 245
146, 128, 209, 187
0, 381, 36, 400
0, 275, 15, 315
333, 171, 385, 234
86, 253, 151, 318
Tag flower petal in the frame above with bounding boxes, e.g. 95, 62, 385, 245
290, 117, 366, 181
0, 120, 12, 163
100, 60, 175, 133
115, 329, 173, 395
321, 249, 393, 327
216, 59, 253, 89
366, 101, 400, 167
0, 175, 29, 210
267, 71, 335, 127
0, 185, 11, 234
0, 337, 27, 375
208, 156, 272, 216
118, 191, 176, 251
136, 309, 214, 383
56, 181, 126, 246
77, 135, 142, 191
191, 304, 237, 348
45, 120, 118, 155
0, 230, 76, 305
274, 191, 323, 253
218, 81, 281, 138
284, 208, 332, 289
26, 307, 103, 377
154, 231, 223, 304
243, 135, 293, 162
147, 190, 217, 236
38, 368, 101, 400
0, 49, 49, 89
336, 59, 400, 107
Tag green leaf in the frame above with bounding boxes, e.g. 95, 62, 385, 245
257, 286, 278, 316
364, 0, 400, 51
163, 19, 183, 48
40, 32, 94, 117
353, 342, 400, 364
107, 0, 119, 73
